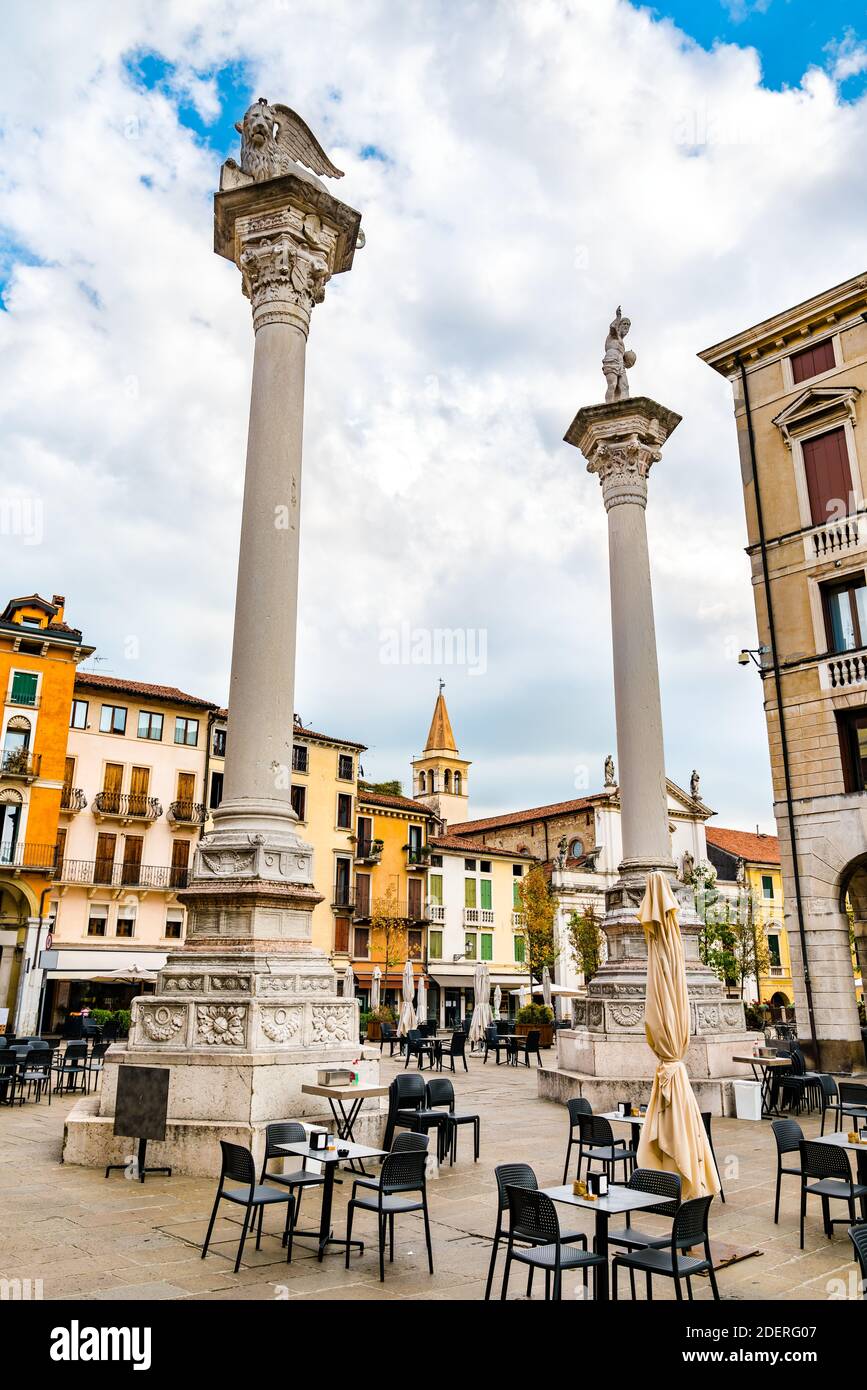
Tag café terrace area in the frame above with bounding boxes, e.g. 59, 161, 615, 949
1, 1048, 864, 1303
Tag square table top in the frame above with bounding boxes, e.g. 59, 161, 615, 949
278, 1139, 386, 1165
732, 1054, 791, 1068
301, 1082, 389, 1100
811, 1130, 867, 1153
600, 1110, 647, 1125
542, 1182, 664, 1216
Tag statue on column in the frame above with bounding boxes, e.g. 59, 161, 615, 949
231, 97, 344, 182
690, 768, 701, 800
602, 306, 636, 403
604, 753, 616, 787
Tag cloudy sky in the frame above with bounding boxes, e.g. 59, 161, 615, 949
2, 0, 866, 830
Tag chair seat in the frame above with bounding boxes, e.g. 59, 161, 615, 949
512, 1242, 604, 1271
223, 1183, 294, 1206
586, 1144, 635, 1163
805, 1178, 867, 1199
266, 1169, 325, 1189
841, 1107, 867, 1120
350, 1192, 424, 1214
608, 1224, 671, 1250
614, 1246, 708, 1276
447, 1112, 478, 1124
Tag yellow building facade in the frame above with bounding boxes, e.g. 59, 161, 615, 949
705, 827, 791, 1014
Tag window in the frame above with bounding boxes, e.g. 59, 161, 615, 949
444, 769, 451, 791
464, 932, 477, 960
87, 906, 108, 937
170, 840, 190, 889
480, 878, 492, 910
336, 793, 352, 829
353, 926, 370, 958
212, 727, 226, 757
790, 337, 835, 385
70, 699, 88, 729
802, 427, 852, 527
428, 929, 443, 960
137, 710, 164, 741
408, 928, 423, 959
837, 708, 867, 792
480, 860, 491, 874
761, 874, 774, 900
116, 909, 135, 938
431, 853, 442, 868
174, 716, 199, 746
569, 837, 584, 859
823, 575, 867, 653
165, 911, 184, 940
334, 918, 350, 953
767, 934, 781, 968
100, 704, 127, 735
292, 744, 308, 773
355, 874, 371, 917
481, 933, 493, 961
513, 879, 523, 908
514, 934, 526, 963
290, 784, 307, 821
429, 873, 443, 905
454, 771, 462, 795
209, 771, 224, 809
9, 671, 37, 706
464, 878, 477, 909
464, 859, 476, 871
512, 864, 523, 875
19, 616, 42, 629
419, 771, 426, 792
337, 753, 353, 781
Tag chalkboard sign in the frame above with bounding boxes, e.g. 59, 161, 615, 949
113, 1065, 170, 1142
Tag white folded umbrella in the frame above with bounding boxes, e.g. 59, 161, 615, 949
416, 972, 427, 1024
397, 960, 417, 1037
370, 965, 381, 1013
468, 960, 493, 1046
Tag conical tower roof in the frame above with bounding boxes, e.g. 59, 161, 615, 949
424, 689, 457, 753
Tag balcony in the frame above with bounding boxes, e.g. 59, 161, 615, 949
805, 515, 864, 565
353, 897, 429, 924
512, 911, 526, 928
167, 800, 207, 829
0, 749, 41, 782
93, 791, 163, 823
821, 648, 867, 691
405, 844, 431, 869
767, 965, 787, 979
428, 902, 445, 923
60, 785, 87, 815
354, 838, 383, 865
54, 858, 188, 892
332, 884, 355, 912
464, 907, 494, 926
0, 841, 58, 874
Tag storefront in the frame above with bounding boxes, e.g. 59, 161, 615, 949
39, 949, 165, 1036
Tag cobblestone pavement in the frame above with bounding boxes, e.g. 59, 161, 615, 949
0, 1054, 862, 1301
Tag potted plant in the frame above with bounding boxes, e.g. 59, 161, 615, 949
515, 1001, 555, 1047
363, 1004, 395, 1041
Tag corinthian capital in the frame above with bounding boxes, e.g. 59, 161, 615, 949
563, 396, 682, 511
587, 435, 662, 510
236, 207, 340, 334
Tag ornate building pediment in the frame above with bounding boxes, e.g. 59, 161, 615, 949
772, 385, 860, 448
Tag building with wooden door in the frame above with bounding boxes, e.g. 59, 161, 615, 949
0, 594, 94, 1030
704, 826, 792, 1014
700, 271, 867, 1068
42, 673, 217, 1033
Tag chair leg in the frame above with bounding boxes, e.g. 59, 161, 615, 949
527, 1266, 534, 1297
562, 1139, 572, 1186
483, 1231, 501, 1301
501, 1249, 512, 1300
612, 1260, 618, 1300
378, 1213, 386, 1283
344, 1202, 355, 1270
235, 1204, 253, 1273
673, 1271, 682, 1300
646, 1271, 653, 1300
389, 1212, 395, 1262
201, 1190, 222, 1260
706, 1243, 720, 1300
799, 1186, 806, 1250
284, 1198, 295, 1264
422, 1194, 434, 1274
774, 1167, 781, 1225
629, 1267, 636, 1300
474, 1118, 480, 1161
256, 1202, 264, 1250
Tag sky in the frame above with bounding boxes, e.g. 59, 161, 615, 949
1, 0, 866, 833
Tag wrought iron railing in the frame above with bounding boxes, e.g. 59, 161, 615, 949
60, 785, 87, 813
0, 749, 41, 778
53, 858, 188, 890
0, 841, 58, 870
168, 800, 207, 826
93, 791, 163, 820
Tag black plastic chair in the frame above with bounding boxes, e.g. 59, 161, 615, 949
608, 1168, 682, 1300
202, 1140, 296, 1272
0, 1053, 18, 1105
258, 1120, 326, 1240
838, 1082, 867, 1129
19, 1049, 52, 1105
345, 1147, 433, 1282
524, 1029, 543, 1069
849, 1223, 867, 1298
562, 1097, 593, 1184
379, 1022, 398, 1057
817, 1074, 842, 1135
439, 1030, 468, 1073
483, 1162, 591, 1301
501, 1186, 604, 1301
799, 1139, 867, 1248
483, 1025, 503, 1065
612, 1194, 719, 1301
701, 1112, 725, 1202
87, 1040, 111, 1093
771, 1117, 803, 1225
382, 1073, 427, 1150
350, 1132, 429, 1197
578, 1113, 635, 1183
53, 1041, 89, 1095
425, 1076, 480, 1165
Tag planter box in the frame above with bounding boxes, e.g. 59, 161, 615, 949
515, 1022, 554, 1048
365, 1021, 382, 1041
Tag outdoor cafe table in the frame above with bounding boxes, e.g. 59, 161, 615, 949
600, 1109, 646, 1153
542, 1182, 665, 1301
812, 1130, 867, 1221
301, 1082, 388, 1169
277, 1138, 387, 1261
732, 1053, 791, 1119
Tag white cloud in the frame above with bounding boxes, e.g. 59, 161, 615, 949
1, 0, 866, 833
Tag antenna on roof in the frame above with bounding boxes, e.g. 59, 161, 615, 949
438, 677, 445, 694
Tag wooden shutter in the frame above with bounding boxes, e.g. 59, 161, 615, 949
465, 877, 477, 908
64, 756, 75, 787
791, 338, 835, 384
171, 839, 190, 888
129, 766, 150, 815
408, 877, 422, 919
95, 832, 116, 883
480, 879, 492, 910
176, 772, 195, 803
334, 918, 350, 953
356, 873, 371, 917
122, 835, 144, 885
102, 763, 123, 813
802, 427, 851, 526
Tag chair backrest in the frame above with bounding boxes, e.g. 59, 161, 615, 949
263, 1120, 307, 1159
580, 1113, 614, 1146
484, 1025, 499, 1045
566, 1097, 592, 1130
849, 1224, 867, 1289
391, 1132, 429, 1154
627, 1167, 681, 1217
494, 1162, 537, 1213
771, 1117, 803, 1156
64, 1042, 89, 1061
381, 1148, 428, 1195
220, 1139, 255, 1187
672, 1194, 713, 1250
90, 1041, 111, 1060
506, 1185, 560, 1246
425, 1077, 454, 1110
450, 1031, 466, 1056
817, 1073, 839, 1101
525, 1030, 541, 1053
839, 1082, 867, 1106
801, 1138, 853, 1183
391, 1072, 426, 1107
787, 1049, 806, 1077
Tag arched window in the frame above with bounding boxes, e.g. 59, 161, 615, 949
444, 769, 451, 792
430, 771, 437, 792
454, 771, 462, 795
419, 771, 426, 793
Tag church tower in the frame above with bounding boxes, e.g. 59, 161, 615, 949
411, 685, 471, 828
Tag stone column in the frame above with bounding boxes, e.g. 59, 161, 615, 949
558, 398, 752, 1096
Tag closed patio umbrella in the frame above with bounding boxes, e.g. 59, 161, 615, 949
468, 961, 492, 1047
493, 984, 502, 1019
343, 962, 355, 1003
397, 960, 417, 1037
542, 966, 552, 1009
636, 871, 721, 1201
370, 965, 381, 1014
416, 972, 427, 1025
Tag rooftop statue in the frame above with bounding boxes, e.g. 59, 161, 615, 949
602, 306, 636, 403
231, 97, 344, 184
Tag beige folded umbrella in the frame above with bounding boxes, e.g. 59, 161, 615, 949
370, 965, 381, 1014
397, 960, 417, 1037
636, 871, 721, 1201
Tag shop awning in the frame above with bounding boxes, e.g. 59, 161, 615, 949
429, 969, 524, 990
40, 949, 167, 981
352, 962, 425, 985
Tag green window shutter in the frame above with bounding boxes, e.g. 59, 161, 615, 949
480, 879, 492, 910
429, 873, 443, 906
481, 933, 493, 961
464, 878, 476, 908
11, 671, 37, 705
513, 881, 521, 908
429, 930, 442, 960
514, 935, 526, 963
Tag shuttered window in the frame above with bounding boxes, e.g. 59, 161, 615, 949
791, 338, 835, 384
802, 427, 851, 527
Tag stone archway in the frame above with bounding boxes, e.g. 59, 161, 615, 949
840, 854, 867, 1013
0, 875, 36, 1016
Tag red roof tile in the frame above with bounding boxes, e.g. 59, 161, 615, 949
359, 788, 438, 817
431, 835, 536, 860
75, 672, 217, 710
705, 825, 780, 865
451, 796, 599, 835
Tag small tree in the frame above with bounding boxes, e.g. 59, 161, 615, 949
370, 883, 407, 994
566, 903, 604, 983
517, 864, 559, 990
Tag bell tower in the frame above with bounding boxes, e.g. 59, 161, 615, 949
412, 683, 471, 828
